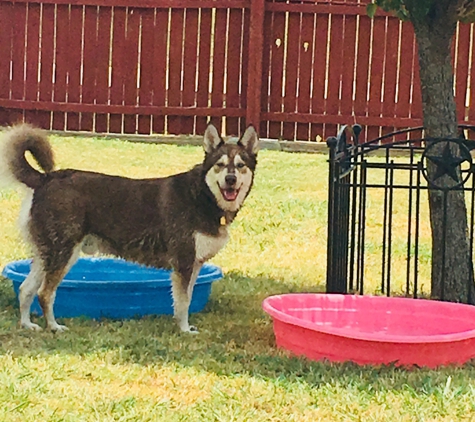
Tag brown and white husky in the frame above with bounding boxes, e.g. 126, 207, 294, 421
0, 123, 259, 333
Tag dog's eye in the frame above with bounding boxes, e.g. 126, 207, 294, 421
216, 162, 226, 169
236, 162, 246, 169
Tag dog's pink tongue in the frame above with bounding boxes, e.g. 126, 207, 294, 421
223, 189, 238, 201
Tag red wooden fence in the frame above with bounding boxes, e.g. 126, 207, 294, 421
0, 0, 473, 141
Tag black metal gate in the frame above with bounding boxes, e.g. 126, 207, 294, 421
326, 125, 475, 300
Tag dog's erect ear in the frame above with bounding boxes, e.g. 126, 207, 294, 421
237, 125, 259, 155
203, 124, 224, 154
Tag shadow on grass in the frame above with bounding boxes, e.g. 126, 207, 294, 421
1, 271, 474, 395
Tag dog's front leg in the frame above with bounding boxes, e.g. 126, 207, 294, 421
171, 263, 202, 333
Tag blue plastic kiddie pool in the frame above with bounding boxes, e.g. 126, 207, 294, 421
2, 257, 223, 319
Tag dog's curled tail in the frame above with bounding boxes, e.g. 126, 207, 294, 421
0, 123, 54, 189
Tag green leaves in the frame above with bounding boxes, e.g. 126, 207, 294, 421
368, 0, 475, 25
458, 2, 475, 24
376, 0, 404, 12
365, 0, 411, 21
366, 2, 378, 18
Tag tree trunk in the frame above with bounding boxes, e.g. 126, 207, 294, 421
411, 5, 474, 303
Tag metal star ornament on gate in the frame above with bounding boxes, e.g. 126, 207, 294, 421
426, 141, 465, 182
421, 139, 473, 190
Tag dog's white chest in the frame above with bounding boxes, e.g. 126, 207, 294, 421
194, 228, 229, 262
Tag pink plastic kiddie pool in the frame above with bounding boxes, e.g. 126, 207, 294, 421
262, 293, 475, 367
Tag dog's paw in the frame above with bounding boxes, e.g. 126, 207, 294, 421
183, 325, 199, 334
21, 321, 43, 331
49, 324, 69, 333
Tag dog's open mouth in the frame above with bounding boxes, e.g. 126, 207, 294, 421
220, 187, 240, 201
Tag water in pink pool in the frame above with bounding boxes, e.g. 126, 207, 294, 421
262, 294, 475, 367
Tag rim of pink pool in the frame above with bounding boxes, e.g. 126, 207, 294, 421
262, 293, 475, 368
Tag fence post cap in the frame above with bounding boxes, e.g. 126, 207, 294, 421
326, 136, 338, 148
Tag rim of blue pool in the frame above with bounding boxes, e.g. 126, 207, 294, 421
2, 257, 223, 289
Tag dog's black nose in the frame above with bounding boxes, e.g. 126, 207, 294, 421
225, 174, 237, 186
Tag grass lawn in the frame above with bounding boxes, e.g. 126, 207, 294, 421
0, 134, 474, 421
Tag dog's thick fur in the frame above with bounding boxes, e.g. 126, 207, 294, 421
0, 123, 258, 333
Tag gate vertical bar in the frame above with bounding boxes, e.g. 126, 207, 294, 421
440, 191, 449, 300
326, 137, 337, 292
469, 173, 475, 303
338, 174, 351, 293
348, 147, 359, 292
414, 161, 422, 298
386, 161, 395, 296
357, 159, 368, 294
381, 148, 390, 293
406, 149, 415, 296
